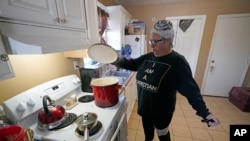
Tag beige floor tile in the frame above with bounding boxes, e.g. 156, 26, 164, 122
133, 102, 138, 112
185, 117, 206, 128
153, 137, 160, 141
205, 123, 226, 132
173, 109, 184, 117
171, 116, 188, 126
171, 124, 192, 138
182, 109, 199, 119
189, 127, 212, 141
175, 104, 182, 111
229, 115, 250, 124
128, 118, 140, 130
243, 112, 250, 117
220, 122, 231, 133
138, 120, 144, 131
178, 98, 189, 104
215, 112, 234, 123
135, 130, 145, 141
208, 130, 229, 141
180, 102, 193, 111
202, 96, 216, 102
130, 111, 140, 120
127, 96, 249, 141
127, 129, 137, 141
173, 136, 194, 141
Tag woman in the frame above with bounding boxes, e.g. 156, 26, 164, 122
113, 20, 220, 141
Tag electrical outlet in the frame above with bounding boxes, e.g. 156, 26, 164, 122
73, 60, 79, 70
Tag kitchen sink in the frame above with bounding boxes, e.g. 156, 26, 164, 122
110, 70, 131, 85
110, 70, 131, 77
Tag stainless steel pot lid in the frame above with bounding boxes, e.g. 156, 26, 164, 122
87, 43, 118, 64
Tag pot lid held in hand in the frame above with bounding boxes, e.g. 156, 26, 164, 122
87, 43, 118, 64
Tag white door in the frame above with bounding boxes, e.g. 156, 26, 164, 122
202, 13, 250, 97
166, 15, 206, 76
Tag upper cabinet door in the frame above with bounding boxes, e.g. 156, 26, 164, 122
0, 0, 58, 26
56, 0, 87, 30
0, 0, 87, 30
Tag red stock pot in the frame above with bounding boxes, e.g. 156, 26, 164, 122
90, 77, 119, 108
0, 125, 25, 141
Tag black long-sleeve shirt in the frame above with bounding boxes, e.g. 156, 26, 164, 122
116, 51, 210, 119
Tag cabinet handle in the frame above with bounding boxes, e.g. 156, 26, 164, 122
0, 54, 9, 61
56, 17, 60, 23
61, 19, 67, 23
55, 18, 66, 24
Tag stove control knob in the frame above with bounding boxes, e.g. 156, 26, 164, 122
17, 102, 27, 112
27, 98, 36, 106
71, 94, 77, 102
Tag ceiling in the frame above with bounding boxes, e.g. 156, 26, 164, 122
114, 0, 203, 5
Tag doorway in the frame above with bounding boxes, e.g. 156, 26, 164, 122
202, 13, 250, 97
166, 15, 206, 76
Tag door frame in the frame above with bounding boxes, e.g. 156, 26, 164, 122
166, 15, 206, 76
201, 13, 250, 95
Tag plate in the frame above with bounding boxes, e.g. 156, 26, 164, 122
87, 43, 118, 64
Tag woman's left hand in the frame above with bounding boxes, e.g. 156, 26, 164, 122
202, 114, 220, 127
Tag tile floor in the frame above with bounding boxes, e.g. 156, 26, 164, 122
127, 94, 250, 141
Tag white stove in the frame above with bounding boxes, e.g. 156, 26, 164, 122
2, 74, 127, 141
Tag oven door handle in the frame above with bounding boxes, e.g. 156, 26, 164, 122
110, 112, 126, 141
34, 134, 66, 141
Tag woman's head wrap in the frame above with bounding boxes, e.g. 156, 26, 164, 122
151, 20, 175, 41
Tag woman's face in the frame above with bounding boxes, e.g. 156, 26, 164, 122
149, 33, 171, 57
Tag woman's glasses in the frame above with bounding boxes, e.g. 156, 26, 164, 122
148, 38, 165, 46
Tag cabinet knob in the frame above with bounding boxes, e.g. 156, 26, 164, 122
0, 54, 9, 61
61, 19, 67, 23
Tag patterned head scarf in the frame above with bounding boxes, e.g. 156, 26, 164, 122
151, 20, 175, 41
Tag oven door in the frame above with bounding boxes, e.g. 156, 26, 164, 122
110, 112, 127, 141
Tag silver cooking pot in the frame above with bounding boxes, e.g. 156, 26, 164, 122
75, 112, 98, 141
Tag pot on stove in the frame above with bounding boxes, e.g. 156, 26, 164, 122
75, 112, 98, 141
90, 77, 119, 107
37, 95, 67, 130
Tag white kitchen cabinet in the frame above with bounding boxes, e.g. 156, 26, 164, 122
64, 0, 100, 58
0, 0, 99, 54
106, 5, 132, 50
0, 0, 87, 30
123, 73, 137, 121
0, 34, 14, 80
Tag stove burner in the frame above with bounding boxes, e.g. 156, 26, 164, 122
49, 113, 77, 130
75, 121, 102, 137
78, 95, 94, 103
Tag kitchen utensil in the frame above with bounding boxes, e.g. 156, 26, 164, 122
37, 95, 67, 130
75, 112, 98, 141
0, 125, 25, 141
90, 77, 119, 107
87, 43, 118, 64
24, 128, 34, 141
